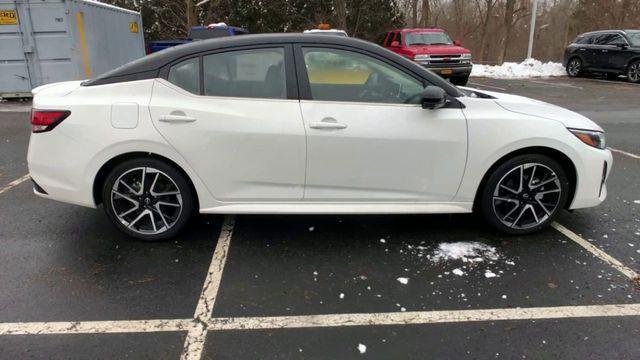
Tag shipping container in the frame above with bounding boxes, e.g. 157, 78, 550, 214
0, 0, 145, 98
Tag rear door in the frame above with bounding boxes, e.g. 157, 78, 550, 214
149, 45, 307, 202
602, 33, 631, 70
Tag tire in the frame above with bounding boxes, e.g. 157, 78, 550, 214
102, 157, 195, 241
566, 57, 582, 77
479, 154, 570, 235
627, 60, 640, 83
450, 75, 469, 86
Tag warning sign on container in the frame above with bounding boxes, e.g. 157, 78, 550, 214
129, 21, 138, 33
0, 10, 18, 25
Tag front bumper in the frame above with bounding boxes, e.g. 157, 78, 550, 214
416, 63, 473, 78
569, 148, 613, 209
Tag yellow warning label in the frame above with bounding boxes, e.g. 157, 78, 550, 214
0, 10, 18, 25
129, 21, 138, 33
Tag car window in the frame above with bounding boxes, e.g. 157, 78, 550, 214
628, 31, 640, 46
605, 34, 628, 46
394, 32, 402, 44
594, 33, 618, 45
574, 35, 589, 44
203, 48, 286, 99
383, 32, 393, 46
167, 58, 200, 94
302, 47, 424, 104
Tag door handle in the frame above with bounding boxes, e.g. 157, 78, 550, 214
602, 49, 608, 53
309, 117, 347, 130
579, 48, 586, 51
158, 114, 197, 123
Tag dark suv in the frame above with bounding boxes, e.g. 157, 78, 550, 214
564, 30, 640, 83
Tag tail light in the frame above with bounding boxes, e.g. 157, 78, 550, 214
31, 110, 70, 133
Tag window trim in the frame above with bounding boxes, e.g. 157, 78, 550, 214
292, 43, 431, 103
160, 44, 298, 100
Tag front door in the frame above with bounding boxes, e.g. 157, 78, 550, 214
149, 46, 306, 201
296, 46, 467, 201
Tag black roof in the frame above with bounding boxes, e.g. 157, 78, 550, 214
83, 33, 459, 95
580, 29, 638, 36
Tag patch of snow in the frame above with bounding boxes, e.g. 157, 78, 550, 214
484, 270, 497, 278
308, 226, 315, 232
432, 242, 499, 263
471, 59, 566, 79
633, 200, 640, 204
357, 343, 367, 354
452, 268, 465, 276
379, 238, 386, 243
397, 277, 409, 285
339, 293, 345, 299
501, 294, 507, 299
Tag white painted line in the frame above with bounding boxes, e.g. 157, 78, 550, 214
0, 174, 30, 195
0, 319, 194, 336
208, 304, 640, 330
468, 82, 507, 91
608, 147, 640, 160
528, 79, 583, 89
180, 215, 235, 360
552, 222, 639, 280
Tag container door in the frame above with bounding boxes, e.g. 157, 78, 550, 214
0, 3, 31, 95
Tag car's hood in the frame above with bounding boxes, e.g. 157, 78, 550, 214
462, 87, 603, 132
407, 45, 470, 55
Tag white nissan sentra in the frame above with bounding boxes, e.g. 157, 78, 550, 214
27, 34, 612, 241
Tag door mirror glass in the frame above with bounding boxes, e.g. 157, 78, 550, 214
421, 86, 447, 110
390, 40, 400, 47
453, 39, 462, 46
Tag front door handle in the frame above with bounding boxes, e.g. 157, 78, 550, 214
309, 117, 347, 130
159, 114, 197, 123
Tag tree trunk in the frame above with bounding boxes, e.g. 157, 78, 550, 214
498, 0, 516, 64
411, 0, 418, 27
477, 0, 495, 63
186, 0, 196, 31
420, 0, 430, 27
335, 0, 347, 31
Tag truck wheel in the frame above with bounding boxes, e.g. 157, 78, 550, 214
450, 75, 469, 86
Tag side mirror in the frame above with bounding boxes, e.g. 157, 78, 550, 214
453, 39, 462, 46
421, 86, 447, 110
390, 40, 400, 47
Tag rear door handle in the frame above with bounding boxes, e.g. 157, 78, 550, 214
309, 117, 347, 130
159, 114, 197, 123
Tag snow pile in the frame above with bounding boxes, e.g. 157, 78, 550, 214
431, 242, 499, 263
471, 59, 566, 79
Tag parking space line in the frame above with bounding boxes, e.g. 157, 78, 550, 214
552, 222, 639, 280
0, 319, 194, 336
527, 79, 583, 89
180, 215, 236, 360
608, 147, 640, 160
0, 174, 30, 196
207, 304, 640, 330
468, 81, 507, 91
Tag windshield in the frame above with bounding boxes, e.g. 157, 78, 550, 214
405, 32, 453, 46
627, 31, 640, 46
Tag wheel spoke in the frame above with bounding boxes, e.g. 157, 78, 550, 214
128, 209, 149, 229
112, 190, 138, 205
536, 198, 552, 216
499, 184, 519, 194
157, 201, 181, 207
530, 175, 557, 189
529, 205, 539, 224
140, 167, 147, 193
536, 188, 560, 196
517, 165, 524, 192
501, 202, 520, 221
153, 190, 181, 196
150, 172, 160, 194
154, 204, 170, 229
511, 205, 528, 228
528, 165, 537, 188
119, 180, 139, 196
118, 204, 139, 218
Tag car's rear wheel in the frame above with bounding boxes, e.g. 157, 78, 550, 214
102, 158, 195, 241
450, 75, 469, 86
566, 57, 582, 77
627, 61, 640, 83
480, 154, 569, 235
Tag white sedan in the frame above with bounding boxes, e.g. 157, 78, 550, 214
28, 34, 611, 241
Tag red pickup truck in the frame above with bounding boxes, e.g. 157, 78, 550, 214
382, 28, 472, 85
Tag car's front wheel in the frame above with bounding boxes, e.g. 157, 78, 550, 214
627, 60, 640, 83
480, 154, 569, 235
566, 57, 582, 77
102, 158, 195, 241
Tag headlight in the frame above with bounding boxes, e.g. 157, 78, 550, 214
460, 54, 472, 59
568, 128, 606, 149
414, 54, 429, 61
